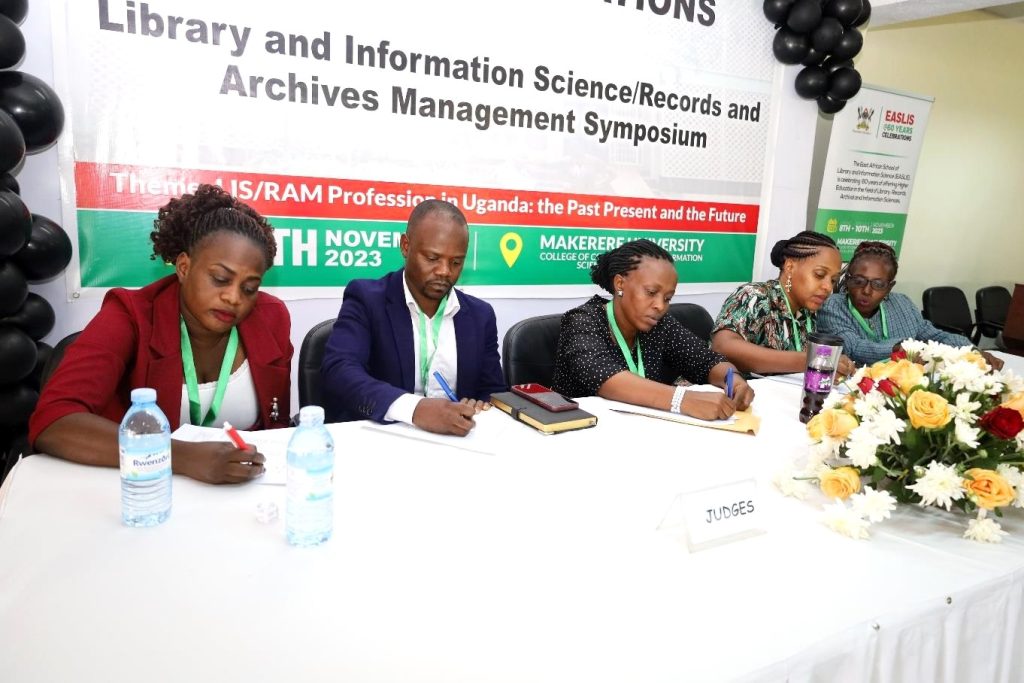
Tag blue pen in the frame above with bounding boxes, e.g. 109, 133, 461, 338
726, 367, 735, 400
432, 371, 459, 402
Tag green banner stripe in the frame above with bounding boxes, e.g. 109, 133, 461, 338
813, 208, 907, 261
78, 210, 756, 288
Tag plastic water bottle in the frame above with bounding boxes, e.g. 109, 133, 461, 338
119, 387, 172, 527
286, 405, 335, 546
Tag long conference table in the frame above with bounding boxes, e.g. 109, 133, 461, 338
2, 353, 1024, 682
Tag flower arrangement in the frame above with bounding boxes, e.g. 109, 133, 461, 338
777, 340, 1024, 542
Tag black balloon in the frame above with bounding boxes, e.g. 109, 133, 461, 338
795, 66, 829, 99
0, 0, 27, 25
0, 72, 65, 153
823, 57, 854, 73
0, 172, 17, 194
818, 94, 847, 114
854, 0, 872, 27
763, 0, 796, 24
801, 46, 826, 66
812, 17, 844, 52
12, 214, 73, 281
0, 323, 35, 384
0, 109, 24, 175
28, 340, 52, 390
2, 292, 55, 340
772, 28, 810, 65
0, 383, 38, 427
0, 259, 26, 316
0, 188, 29, 256
824, 0, 864, 27
787, 0, 822, 33
829, 67, 863, 101
831, 27, 864, 60
0, 14, 24, 69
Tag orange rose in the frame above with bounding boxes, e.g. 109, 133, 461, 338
820, 467, 862, 500
906, 391, 952, 430
867, 359, 923, 394
1002, 392, 1024, 420
806, 409, 859, 441
963, 468, 1015, 509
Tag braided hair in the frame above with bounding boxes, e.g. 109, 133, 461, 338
590, 239, 674, 294
150, 184, 277, 269
839, 240, 898, 291
769, 230, 839, 269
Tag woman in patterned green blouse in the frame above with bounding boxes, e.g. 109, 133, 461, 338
711, 231, 856, 376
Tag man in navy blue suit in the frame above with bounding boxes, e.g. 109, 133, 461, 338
321, 200, 506, 435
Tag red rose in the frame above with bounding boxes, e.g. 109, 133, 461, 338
877, 379, 897, 397
979, 407, 1024, 440
890, 349, 907, 361
858, 377, 875, 394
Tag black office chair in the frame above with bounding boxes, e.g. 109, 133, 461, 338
501, 313, 564, 387
975, 286, 1011, 349
668, 302, 714, 342
922, 286, 979, 344
298, 319, 336, 408
38, 331, 82, 390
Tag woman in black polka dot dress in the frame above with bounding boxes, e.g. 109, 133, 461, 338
552, 240, 753, 421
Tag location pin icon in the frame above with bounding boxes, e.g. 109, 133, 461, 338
499, 232, 523, 268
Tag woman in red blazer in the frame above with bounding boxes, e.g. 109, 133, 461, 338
29, 185, 292, 484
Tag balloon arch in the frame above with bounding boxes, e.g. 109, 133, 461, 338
0, 0, 72, 479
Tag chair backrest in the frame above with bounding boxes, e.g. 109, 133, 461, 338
39, 331, 81, 390
668, 303, 714, 342
975, 286, 1012, 338
501, 313, 564, 387
922, 286, 976, 341
298, 319, 336, 409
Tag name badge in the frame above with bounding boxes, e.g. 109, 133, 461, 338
658, 478, 765, 552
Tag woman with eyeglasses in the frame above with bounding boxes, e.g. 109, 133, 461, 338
818, 241, 1003, 369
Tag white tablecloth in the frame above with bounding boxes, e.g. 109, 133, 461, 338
2, 379, 1023, 682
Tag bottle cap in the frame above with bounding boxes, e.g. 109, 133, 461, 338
130, 387, 157, 404
298, 405, 325, 424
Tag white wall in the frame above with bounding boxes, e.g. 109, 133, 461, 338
18, 0, 817, 408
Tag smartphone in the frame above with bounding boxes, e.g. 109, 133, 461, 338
511, 383, 579, 412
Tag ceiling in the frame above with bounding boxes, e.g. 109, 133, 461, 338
870, 0, 1024, 26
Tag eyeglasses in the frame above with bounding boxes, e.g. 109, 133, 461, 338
847, 275, 891, 291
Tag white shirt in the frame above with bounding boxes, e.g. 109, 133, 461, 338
384, 276, 461, 425
179, 359, 259, 430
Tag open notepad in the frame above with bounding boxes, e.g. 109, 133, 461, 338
360, 407, 511, 456
171, 424, 290, 485
598, 385, 761, 435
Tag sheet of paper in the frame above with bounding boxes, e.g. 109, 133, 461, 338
170, 424, 288, 485
599, 398, 738, 427
750, 372, 805, 386
360, 407, 510, 455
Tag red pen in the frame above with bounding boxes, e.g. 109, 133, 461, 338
222, 421, 252, 451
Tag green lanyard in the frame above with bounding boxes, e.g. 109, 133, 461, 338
606, 300, 645, 378
777, 282, 812, 352
417, 294, 449, 393
180, 317, 238, 427
847, 298, 888, 342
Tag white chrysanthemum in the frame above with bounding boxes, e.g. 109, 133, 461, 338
773, 466, 814, 500
908, 462, 965, 511
849, 366, 869, 386
996, 465, 1024, 509
996, 370, 1024, 394
924, 340, 952, 363
950, 393, 982, 424
963, 516, 1007, 543
899, 339, 926, 359
941, 360, 989, 394
821, 500, 871, 539
953, 419, 981, 449
853, 390, 887, 419
850, 486, 897, 523
822, 392, 844, 411
845, 423, 883, 468
1016, 432, 1024, 453
869, 408, 906, 445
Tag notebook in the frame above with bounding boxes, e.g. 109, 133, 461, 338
489, 391, 598, 435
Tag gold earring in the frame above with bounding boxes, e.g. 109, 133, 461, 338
785, 277, 793, 293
